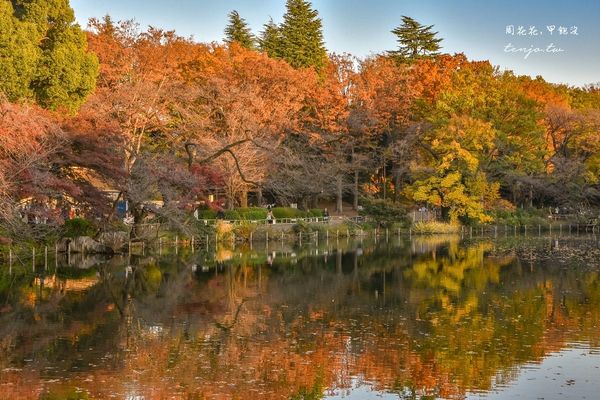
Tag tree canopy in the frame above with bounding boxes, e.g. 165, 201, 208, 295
1, 0, 98, 111
389, 15, 443, 63
278, 0, 328, 72
224, 10, 256, 50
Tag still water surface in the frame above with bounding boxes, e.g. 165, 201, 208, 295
1, 235, 600, 399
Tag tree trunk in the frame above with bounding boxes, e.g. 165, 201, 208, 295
131, 204, 145, 239
393, 166, 401, 203
336, 175, 343, 213
353, 170, 359, 210
529, 185, 533, 208
382, 156, 387, 200
301, 197, 309, 211
441, 206, 450, 222
257, 187, 263, 207
239, 190, 248, 208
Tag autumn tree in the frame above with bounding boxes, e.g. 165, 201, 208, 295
67, 18, 211, 230
224, 10, 255, 50
0, 99, 73, 238
350, 55, 419, 202
407, 116, 501, 223
179, 43, 319, 208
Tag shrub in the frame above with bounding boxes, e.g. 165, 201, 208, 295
412, 221, 460, 234
215, 221, 234, 241
233, 221, 257, 240
197, 207, 319, 221
492, 208, 550, 226
309, 208, 324, 217
237, 207, 268, 220
63, 218, 96, 238
359, 199, 408, 227
293, 220, 319, 236
223, 210, 241, 220
272, 207, 304, 219
196, 209, 216, 219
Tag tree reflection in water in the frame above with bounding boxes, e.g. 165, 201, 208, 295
1, 235, 599, 399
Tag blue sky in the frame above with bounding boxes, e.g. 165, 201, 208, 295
70, 0, 600, 87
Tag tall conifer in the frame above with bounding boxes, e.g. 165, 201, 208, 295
259, 18, 282, 58
224, 10, 256, 50
389, 16, 442, 63
279, 0, 327, 72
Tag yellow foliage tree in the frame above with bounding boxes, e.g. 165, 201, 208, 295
407, 115, 500, 223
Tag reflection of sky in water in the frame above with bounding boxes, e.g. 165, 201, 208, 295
468, 344, 600, 400
324, 345, 600, 399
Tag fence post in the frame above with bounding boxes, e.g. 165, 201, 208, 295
32, 247, 35, 271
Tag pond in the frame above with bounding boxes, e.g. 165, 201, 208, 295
1, 234, 600, 399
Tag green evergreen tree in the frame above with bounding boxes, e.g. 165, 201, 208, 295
259, 18, 282, 58
0, 1, 39, 101
224, 10, 256, 50
389, 16, 443, 63
279, 0, 328, 72
1, 0, 98, 111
